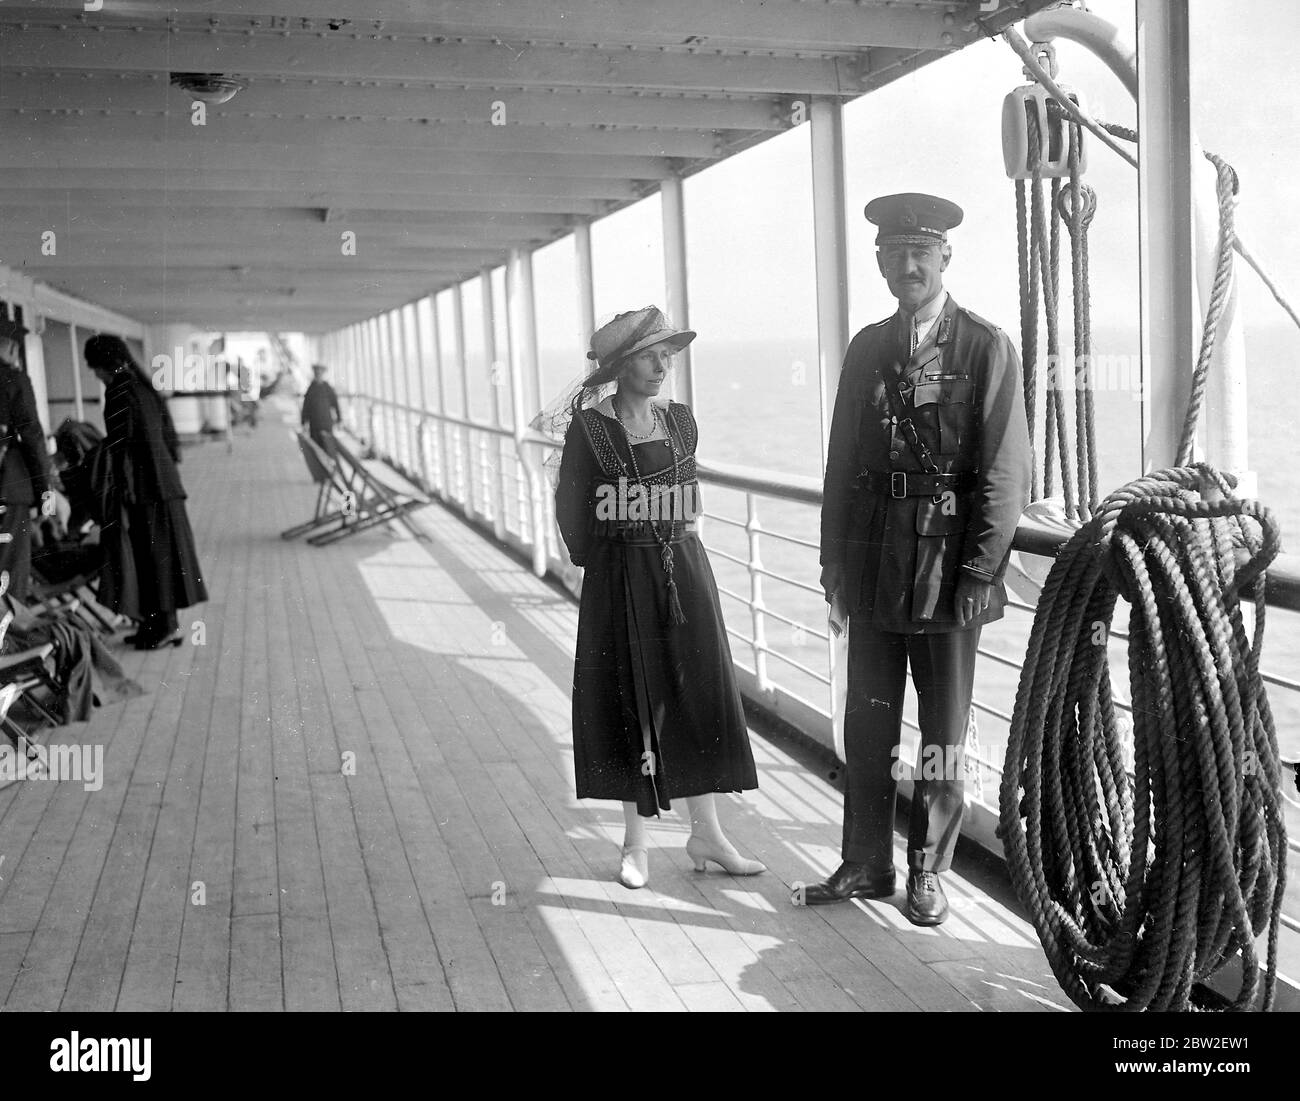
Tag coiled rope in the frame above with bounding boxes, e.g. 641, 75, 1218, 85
1000, 465, 1287, 1011
1000, 40, 1290, 1013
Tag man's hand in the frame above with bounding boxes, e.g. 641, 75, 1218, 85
820, 562, 844, 605
955, 574, 992, 627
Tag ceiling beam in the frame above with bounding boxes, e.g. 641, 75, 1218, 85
0, 132, 676, 181
40, 268, 490, 286
1, 72, 785, 133
2, 25, 862, 95
0, 207, 566, 245
0, 167, 640, 200
0, 186, 611, 215
2, 1, 1003, 52
9, 244, 510, 267
2, 107, 726, 160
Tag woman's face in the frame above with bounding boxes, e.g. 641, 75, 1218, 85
618, 342, 677, 397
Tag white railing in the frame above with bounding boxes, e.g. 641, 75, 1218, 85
341, 389, 1300, 937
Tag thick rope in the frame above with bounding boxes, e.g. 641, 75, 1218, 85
1059, 120, 1099, 519
1016, 179, 1041, 500
1090, 121, 1240, 466
1178, 152, 1238, 465
1001, 464, 1287, 1011
1024, 107, 1079, 517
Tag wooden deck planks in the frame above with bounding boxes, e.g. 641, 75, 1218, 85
0, 405, 1063, 1013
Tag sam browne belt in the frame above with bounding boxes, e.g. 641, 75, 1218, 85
860, 470, 977, 499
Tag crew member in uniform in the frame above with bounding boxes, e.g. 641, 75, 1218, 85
0, 318, 54, 600
804, 193, 1030, 924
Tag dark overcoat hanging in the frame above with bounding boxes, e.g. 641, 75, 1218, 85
97, 368, 208, 618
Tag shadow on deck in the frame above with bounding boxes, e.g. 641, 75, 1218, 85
0, 397, 1068, 1012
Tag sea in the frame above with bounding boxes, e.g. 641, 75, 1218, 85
537, 323, 1300, 779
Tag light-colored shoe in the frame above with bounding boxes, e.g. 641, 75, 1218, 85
686, 836, 765, 876
618, 845, 649, 889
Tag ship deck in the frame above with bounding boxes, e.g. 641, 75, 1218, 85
0, 398, 1068, 1012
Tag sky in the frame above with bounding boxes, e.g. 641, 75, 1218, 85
527, 0, 1300, 364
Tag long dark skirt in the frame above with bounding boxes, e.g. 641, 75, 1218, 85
0, 505, 32, 599
99, 498, 208, 618
572, 531, 757, 816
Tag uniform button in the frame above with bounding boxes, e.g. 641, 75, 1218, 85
889, 450, 900, 461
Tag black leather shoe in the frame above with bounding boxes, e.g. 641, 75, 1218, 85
135, 630, 184, 651
906, 870, 949, 925
796, 861, 896, 906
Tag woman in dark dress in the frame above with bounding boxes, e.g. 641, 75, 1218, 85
83, 335, 208, 649
553, 307, 763, 889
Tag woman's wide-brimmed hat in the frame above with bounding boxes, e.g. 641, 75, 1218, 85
587, 306, 695, 370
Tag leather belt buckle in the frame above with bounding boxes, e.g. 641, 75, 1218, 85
890, 471, 907, 498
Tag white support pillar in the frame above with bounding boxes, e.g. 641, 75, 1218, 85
574, 221, 597, 346
810, 97, 851, 470
361, 322, 375, 441
408, 301, 431, 487
398, 304, 419, 477
452, 282, 476, 520
431, 294, 451, 498
482, 267, 508, 542
387, 308, 408, 470
1136, 0, 1196, 473
660, 176, 694, 407
507, 247, 548, 577
68, 321, 84, 421
349, 325, 360, 429
370, 316, 390, 457
810, 95, 851, 763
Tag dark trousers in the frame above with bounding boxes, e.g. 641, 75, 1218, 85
841, 616, 981, 873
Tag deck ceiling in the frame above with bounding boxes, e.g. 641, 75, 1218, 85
0, 1, 1046, 332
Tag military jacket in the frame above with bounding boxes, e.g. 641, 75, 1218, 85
820, 295, 1031, 633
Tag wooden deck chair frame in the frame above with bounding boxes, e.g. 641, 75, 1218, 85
280, 430, 359, 540
0, 643, 62, 737
305, 434, 430, 546
30, 572, 118, 635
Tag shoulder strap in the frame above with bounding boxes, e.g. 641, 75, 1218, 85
666, 402, 697, 458
880, 369, 941, 477
573, 408, 628, 479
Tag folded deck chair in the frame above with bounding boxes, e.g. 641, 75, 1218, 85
281, 430, 358, 541
283, 430, 429, 545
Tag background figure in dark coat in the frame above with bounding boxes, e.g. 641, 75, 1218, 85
84, 334, 208, 650
0, 318, 54, 600
301, 362, 341, 455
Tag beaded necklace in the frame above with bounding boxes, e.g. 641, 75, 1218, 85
613, 401, 688, 626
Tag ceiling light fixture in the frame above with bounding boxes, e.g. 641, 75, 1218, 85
169, 72, 247, 104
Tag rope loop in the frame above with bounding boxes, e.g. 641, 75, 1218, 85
1055, 181, 1097, 234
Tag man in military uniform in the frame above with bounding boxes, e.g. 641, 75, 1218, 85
0, 318, 54, 599
804, 193, 1030, 924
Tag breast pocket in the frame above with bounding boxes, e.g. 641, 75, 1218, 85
911, 375, 975, 455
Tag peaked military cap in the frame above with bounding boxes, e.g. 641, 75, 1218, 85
865, 192, 964, 246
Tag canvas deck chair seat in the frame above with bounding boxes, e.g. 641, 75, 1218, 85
282, 430, 429, 545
